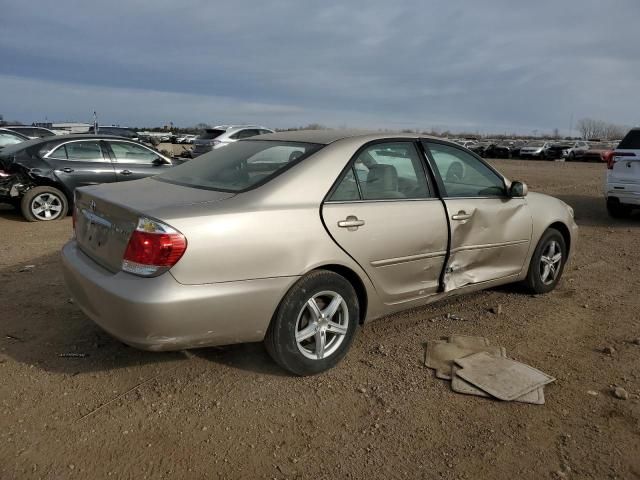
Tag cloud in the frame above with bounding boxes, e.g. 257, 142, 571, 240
1, 0, 639, 133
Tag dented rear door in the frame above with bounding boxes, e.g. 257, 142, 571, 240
422, 141, 532, 290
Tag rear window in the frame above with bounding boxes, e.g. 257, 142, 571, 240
155, 140, 322, 192
618, 130, 640, 150
200, 129, 226, 140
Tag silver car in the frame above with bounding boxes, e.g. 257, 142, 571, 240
191, 125, 274, 157
62, 131, 578, 375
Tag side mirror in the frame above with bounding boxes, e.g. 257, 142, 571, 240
152, 157, 168, 166
509, 181, 528, 197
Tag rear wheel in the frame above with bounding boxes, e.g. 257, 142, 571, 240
265, 270, 359, 376
607, 198, 632, 218
20, 186, 68, 222
524, 228, 567, 294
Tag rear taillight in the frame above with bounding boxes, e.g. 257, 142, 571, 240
122, 217, 187, 277
608, 151, 636, 169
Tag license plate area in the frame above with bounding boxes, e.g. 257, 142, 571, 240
80, 210, 112, 251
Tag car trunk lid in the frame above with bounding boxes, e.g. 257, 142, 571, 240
74, 178, 235, 273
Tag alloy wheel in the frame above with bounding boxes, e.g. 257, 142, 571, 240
30, 193, 64, 220
539, 240, 562, 285
295, 291, 349, 360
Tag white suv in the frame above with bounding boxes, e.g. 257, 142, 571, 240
191, 125, 274, 157
604, 128, 640, 217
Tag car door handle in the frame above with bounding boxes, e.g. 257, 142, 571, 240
338, 216, 365, 229
61, 167, 74, 173
120, 170, 132, 175
451, 211, 472, 221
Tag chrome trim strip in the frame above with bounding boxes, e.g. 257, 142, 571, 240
371, 251, 447, 267
450, 239, 529, 253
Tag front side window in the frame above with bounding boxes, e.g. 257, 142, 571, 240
50, 141, 104, 161
155, 140, 322, 192
109, 141, 158, 164
329, 142, 430, 201
425, 142, 505, 197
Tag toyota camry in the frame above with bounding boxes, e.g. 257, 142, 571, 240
62, 130, 578, 375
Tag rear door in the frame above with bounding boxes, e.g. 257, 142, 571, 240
105, 140, 172, 181
322, 141, 448, 304
45, 140, 116, 192
422, 141, 532, 291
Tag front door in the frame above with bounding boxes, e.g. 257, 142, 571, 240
422, 141, 532, 290
322, 141, 448, 304
105, 140, 172, 181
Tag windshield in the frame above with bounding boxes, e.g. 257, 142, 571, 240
155, 140, 323, 192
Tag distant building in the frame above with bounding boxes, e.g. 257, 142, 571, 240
35, 122, 92, 133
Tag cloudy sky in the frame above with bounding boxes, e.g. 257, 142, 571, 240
1, 0, 638, 134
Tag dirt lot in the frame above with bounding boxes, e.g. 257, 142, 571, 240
1, 160, 639, 480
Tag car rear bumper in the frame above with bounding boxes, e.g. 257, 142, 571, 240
604, 172, 640, 205
62, 240, 298, 351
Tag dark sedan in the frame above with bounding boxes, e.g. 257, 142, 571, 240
0, 135, 183, 221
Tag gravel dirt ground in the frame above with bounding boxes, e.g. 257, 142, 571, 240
1, 159, 639, 480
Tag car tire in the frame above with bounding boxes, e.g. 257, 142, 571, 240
606, 198, 632, 218
568, 152, 575, 162
20, 186, 68, 222
524, 228, 567, 294
265, 269, 359, 376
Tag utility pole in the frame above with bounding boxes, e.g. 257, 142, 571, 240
568, 112, 573, 138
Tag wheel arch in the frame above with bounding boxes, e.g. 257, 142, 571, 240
310, 264, 368, 325
548, 221, 571, 256
26, 178, 73, 204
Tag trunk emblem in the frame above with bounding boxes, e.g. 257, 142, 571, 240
90, 200, 96, 211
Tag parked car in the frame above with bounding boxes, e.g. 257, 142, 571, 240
5, 126, 57, 139
564, 141, 590, 161
62, 131, 577, 375
0, 128, 30, 149
519, 142, 553, 159
86, 126, 140, 141
604, 128, 640, 217
541, 143, 570, 160
482, 143, 511, 159
191, 125, 275, 157
581, 142, 617, 162
0, 135, 183, 221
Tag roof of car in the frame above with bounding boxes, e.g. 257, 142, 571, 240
254, 129, 439, 145
0, 134, 150, 153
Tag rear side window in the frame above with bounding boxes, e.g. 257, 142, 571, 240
50, 141, 105, 161
200, 129, 225, 140
230, 129, 261, 140
155, 140, 322, 192
618, 130, 640, 149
